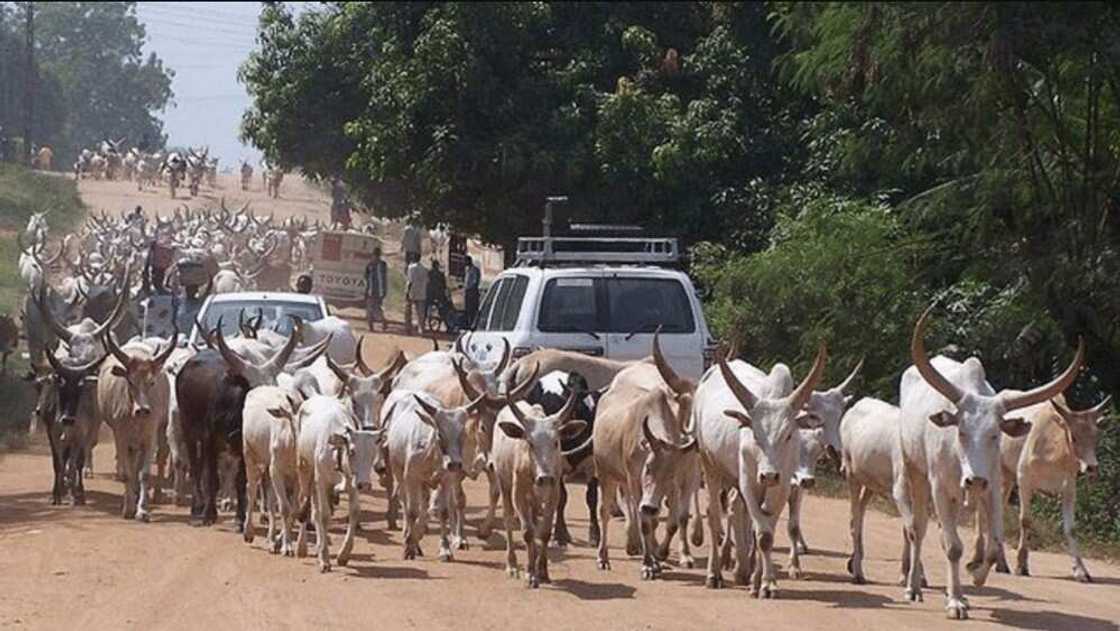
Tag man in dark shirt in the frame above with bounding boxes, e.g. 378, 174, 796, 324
426, 259, 449, 329
365, 247, 388, 331
463, 255, 481, 328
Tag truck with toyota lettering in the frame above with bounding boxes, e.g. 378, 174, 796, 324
307, 229, 382, 307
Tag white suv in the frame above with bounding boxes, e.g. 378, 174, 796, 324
460, 236, 717, 379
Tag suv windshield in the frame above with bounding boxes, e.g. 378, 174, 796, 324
606, 277, 694, 334
199, 300, 324, 338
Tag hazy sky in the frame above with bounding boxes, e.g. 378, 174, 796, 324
136, 2, 309, 170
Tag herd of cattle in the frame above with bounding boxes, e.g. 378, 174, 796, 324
13, 209, 1112, 622
71, 138, 284, 200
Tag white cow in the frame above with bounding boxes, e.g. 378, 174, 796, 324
242, 385, 304, 555
693, 347, 827, 597
294, 395, 387, 572
897, 307, 1083, 619
839, 397, 924, 586
981, 394, 1112, 582
492, 393, 586, 588
384, 390, 482, 561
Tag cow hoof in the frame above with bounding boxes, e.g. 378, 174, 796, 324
852, 574, 867, 585
528, 576, 540, 589
904, 588, 923, 603
625, 542, 641, 556
945, 598, 969, 620
1015, 564, 1030, 576
654, 546, 670, 562
996, 560, 1011, 574
270, 540, 281, 554
679, 555, 695, 569
789, 566, 803, 580
50, 497, 61, 506
136, 511, 150, 523
597, 559, 611, 571
1075, 570, 1092, 583
640, 566, 657, 581
734, 570, 751, 586
438, 550, 452, 562
796, 543, 810, 556
589, 534, 601, 548
403, 550, 416, 561
757, 582, 777, 599
507, 566, 520, 579
337, 555, 350, 567
453, 537, 468, 551
319, 563, 331, 573
705, 575, 724, 589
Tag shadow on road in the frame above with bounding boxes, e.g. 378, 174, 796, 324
554, 577, 637, 600
989, 607, 1119, 631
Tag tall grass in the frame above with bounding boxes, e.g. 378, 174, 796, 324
0, 164, 85, 448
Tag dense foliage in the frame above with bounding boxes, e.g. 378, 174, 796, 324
0, 2, 174, 164
242, 2, 1120, 543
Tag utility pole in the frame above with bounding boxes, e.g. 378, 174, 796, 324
23, 1, 34, 165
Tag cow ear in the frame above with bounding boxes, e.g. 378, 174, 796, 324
111, 365, 128, 377
1000, 417, 1031, 438
559, 419, 587, 440
498, 421, 526, 440
794, 412, 823, 430
928, 411, 958, 427
723, 409, 752, 428
327, 432, 348, 448
267, 407, 290, 419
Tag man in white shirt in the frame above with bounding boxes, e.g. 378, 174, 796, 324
401, 222, 422, 265
405, 258, 429, 334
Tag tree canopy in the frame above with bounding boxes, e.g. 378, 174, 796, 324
0, 2, 174, 163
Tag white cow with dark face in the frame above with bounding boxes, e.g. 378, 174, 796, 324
896, 307, 1083, 620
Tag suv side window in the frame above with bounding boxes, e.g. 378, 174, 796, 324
538, 277, 601, 333
475, 278, 503, 330
476, 275, 529, 332
605, 277, 695, 334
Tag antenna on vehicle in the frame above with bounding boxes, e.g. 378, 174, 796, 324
543, 196, 568, 238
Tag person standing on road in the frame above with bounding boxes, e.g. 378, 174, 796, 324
464, 255, 481, 327
401, 221, 422, 266
330, 177, 352, 230
365, 247, 389, 331
404, 257, 428, 335
426, 259, 449, 329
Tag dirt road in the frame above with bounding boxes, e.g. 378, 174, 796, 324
2, 175, 1118, 630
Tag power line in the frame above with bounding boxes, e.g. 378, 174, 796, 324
139, 3, 263, 23
137, 16, 260, 39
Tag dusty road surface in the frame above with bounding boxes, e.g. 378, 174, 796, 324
4, 174, 1118, 631
2, 410, 1119, 631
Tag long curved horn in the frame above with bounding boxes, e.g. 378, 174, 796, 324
717, 352, 756, 410
507, 361, 541, 402
354, 335, 372, 376
835, 357, 864, 393
1091, 395, 1114, 415
154, 328, 179, 366
555, 387, 579, 423
215, 318, 254, 375
194, 316, 216, 348
413, 394, 440, 418
910, 305, 963, 404
788, 344, 828, 412
999, 339, 1085, 412
642, 416, 665, 449
376, 349, 407, 383
493, 338, 511, 375
453, 358, 483, 400
104, 331, 132, 366
262, 315, 304, 373
46, 346, 107, 380
89, 266, 132, 338
561, 433, 594, 459
652, 328, 691, 395
325, 353, 351, 386
35, 283, 74, 343
505, 395, 531, 427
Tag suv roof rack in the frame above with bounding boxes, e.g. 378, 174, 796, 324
513, 235, 680, 267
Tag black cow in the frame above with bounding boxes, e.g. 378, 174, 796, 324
175, 349, 251, 527
526, 370, 601, 547
28, 351, 107, 505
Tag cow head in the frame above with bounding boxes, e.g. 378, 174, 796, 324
498, 389, 587, 488
636, 388, 698, 516
1051, 395, 1112, 480
456, 359, 540, 477
45, 348, 107, 430
911, 306, 1084, 493
413, 393, 485, 476
215, 315, 331, 387
793, 426, 827, 490
35, 276, 126, 364
327, 425, 387, 491
719, 344, 829, 488
324, 339, 407, 428
104, 329, 178, 418
800, 359, 862, 461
